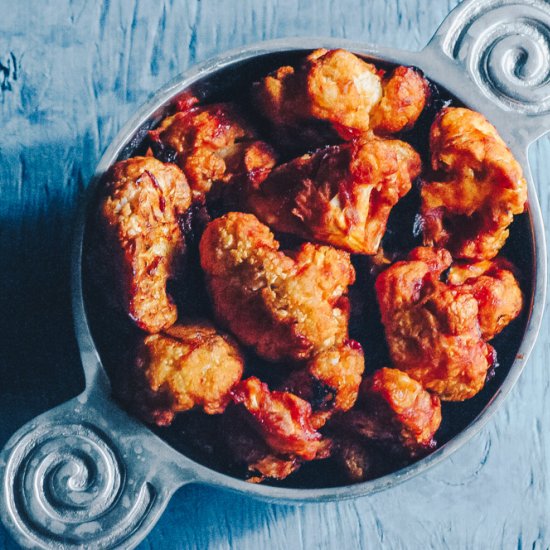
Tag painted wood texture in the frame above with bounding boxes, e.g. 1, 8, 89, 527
0, 0, 548, 548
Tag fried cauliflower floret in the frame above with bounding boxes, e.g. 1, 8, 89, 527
255, 49, 428, 145
99, 156, 191, 333
448, 259, 523, 340
231, 377, 323, 460
247, 137, 421, 254
375, 247, 494, 401
283, 340, 365, 429
330, 368, 441, 479
133, 321, 244, 426
370, 65, 430, 135
255, 49, 382, 140
357, 368, 441, 450
199, 212, 355, 361
222, 409, 302, 483
149, 101, 276, 201
421, 107, 527, 260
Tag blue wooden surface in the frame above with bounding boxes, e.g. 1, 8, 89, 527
1, 0, 549, 548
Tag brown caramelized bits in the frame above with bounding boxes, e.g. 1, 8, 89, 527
375, 246, 494, 401
132, 321, 244, 426
199, 212, 355, 362
247, 137, 421, 255
333, 436, 373, 483
99, 156, 191, 333
421, 107, 527, 260
149, 101, 276, 201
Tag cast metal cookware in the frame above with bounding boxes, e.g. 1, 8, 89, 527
1, 0, 548, 548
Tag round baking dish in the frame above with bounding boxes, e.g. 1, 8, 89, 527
1, 0, 548, 548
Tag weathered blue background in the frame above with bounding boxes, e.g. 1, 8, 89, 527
1, 0, 548, 548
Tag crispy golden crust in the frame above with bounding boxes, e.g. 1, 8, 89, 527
375, 247, 494, 401
283, 340, 365, 429
330, 368, 441, 478
359, 368, 442, 449
99, 156, 191, 333
448, 259, 523, 340
370, 66, 430, 135
199, 212, 355, 361
255, 49, 382, 139
247, 137, 421, 254
255, 50, 428, 145
150, 102, 276, 201
133, 321, 244, 426
231, 376, 323, 460
421, 107, 527, 260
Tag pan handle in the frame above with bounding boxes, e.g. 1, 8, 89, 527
0, 387, 197, 549
422, 0, 550, 146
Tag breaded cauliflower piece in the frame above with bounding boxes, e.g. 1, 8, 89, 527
283, 340, 365, 429
421, 107, 527, 260
448, 259, 523, 340
149, 101, 276, 201
132, 321, 244, 426
222, 413, 302, 483
254, 49, 428, 146
199, 212, 355, 361
331, 368, 441, 480
99, 156, 191, 333
231, 376, 323, 460
370, 65, 430, 135
375, 247, 494, 401
356, 367, 442, 451
247, 137, 421, 254
255, 49, 381, 139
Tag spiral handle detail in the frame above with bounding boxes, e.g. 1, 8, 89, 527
0, 395, 191, 549
426, 0, 550, 143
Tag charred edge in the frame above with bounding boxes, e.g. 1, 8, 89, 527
150, 139, 179, 164
309, 377, 337, 412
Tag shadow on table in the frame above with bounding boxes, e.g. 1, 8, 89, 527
0, 146, 86, 448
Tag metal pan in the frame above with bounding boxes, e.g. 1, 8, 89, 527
1, 0, 547, 548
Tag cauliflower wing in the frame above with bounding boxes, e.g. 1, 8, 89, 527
99, 156, 191, 333
254, 49, 428, 146
222, 413, 302, 483
421, 107, 527, 260
355, 367, 442, 451
283, 340, 365, 429
448, 259, 523, 340
132, 321, 244, 426
247, 137, 421, 254
231, 376, 323, 460
199, 212, 355, 361
149, 101, 276, 201
375, 247, 494, 401
370, 65, 430, 135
